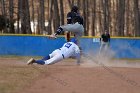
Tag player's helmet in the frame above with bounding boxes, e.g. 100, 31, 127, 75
71, 5, 78, 12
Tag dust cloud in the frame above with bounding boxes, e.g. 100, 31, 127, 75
80, 49, 140, 68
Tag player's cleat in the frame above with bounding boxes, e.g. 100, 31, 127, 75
27, 58, 35, 65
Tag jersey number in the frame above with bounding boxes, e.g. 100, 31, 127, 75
64, 43, 72, 48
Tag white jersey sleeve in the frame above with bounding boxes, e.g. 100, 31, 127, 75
74, 45, 80, 54
74, 45, 81, 64
60, 42, 81, 64
65, 42, 80, 64
60, 42, 80, 60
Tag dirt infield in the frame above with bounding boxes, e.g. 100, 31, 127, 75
0, 57, 140, 93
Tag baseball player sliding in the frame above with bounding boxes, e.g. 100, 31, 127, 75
27, 38, 81, 65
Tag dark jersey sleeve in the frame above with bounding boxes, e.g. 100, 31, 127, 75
78, 15, 83, 25
73, 14, 83, 25
67, 12, 83, 25
108, 34, 110, 42
67, 12, 77, 24
101, 34, 110, 42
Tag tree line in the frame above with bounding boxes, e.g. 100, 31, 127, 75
0, 0, 140, 37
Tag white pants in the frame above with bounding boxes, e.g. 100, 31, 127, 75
99, 41, 109, 55
44, 49, 64, 65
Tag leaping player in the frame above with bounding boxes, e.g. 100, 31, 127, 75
49, 16, 84, 47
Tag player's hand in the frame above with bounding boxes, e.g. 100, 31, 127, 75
48, 34, 57, 39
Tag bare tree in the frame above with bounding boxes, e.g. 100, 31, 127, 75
31, 0, 35, 34
67, 0, 74, 9
111, 0, 117, 36
25, 0, 32, 34
39, 0, 45, 34
1, 0, 6, 18
98, 0, 104, 34
82, 0, 87, 35
0, 0, 140, 37
0, 0, 8, 33
47, 0, 54, 34
8, 0, 14, 33
86, 0, 89, 35
37, 7, 40, 34
77, 0, 81, 8
16, 0, 22, 34
116, 0, 125, 36
91, 0, 96, 36
53, 0, 60, 31
20, 0, 32, 34
59, 0, 64, 25
102, 0, 109, 31
134, 0, 140, 36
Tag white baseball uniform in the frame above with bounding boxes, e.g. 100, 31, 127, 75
44, 42, 80, 65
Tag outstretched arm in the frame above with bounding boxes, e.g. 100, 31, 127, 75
75, 52, 81, 65
74, 46, 81, 65
49, 23, 80, 39
49, 27, 63, 39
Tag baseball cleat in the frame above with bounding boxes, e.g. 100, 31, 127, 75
27, 58, 35, 65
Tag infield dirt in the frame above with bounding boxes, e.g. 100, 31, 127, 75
0, 57, 140, 93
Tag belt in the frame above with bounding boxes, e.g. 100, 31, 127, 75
59, 49, 65, 59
